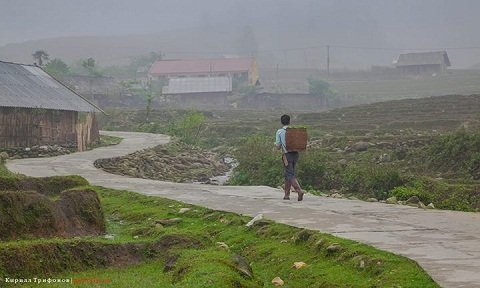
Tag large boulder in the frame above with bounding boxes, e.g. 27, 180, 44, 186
351, 142, 370, 152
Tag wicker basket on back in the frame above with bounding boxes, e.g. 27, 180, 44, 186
285, 127, 307, 152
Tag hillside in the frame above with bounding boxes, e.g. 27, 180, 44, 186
0, 30, 236, 66
299, 94, 480, 133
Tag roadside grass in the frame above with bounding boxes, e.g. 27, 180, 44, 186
1, 186, 439, 288
0, 162, 13, 177
87, 134, 123, 150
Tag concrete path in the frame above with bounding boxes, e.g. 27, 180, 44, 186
7, 131, 480, 288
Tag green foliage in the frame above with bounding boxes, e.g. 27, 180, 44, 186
167, 110, 206, 145
230, 136, 339, 189
343, 164, 406, 200
87, 135, 123, 150
390, 182, 432, 204
0, 175, 89, 197
0, 163, 13, 177
297, 149, 342, 190
70, 57, 103, 77
31, 187, 437, 287
391, 178, 480, 211
308, 77, 336, 96
229, 135, 282, 187
0, 185, 438, 287
426, 130, 480, 179
44, 58, 70, 79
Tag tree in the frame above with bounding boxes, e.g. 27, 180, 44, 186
32, 50, 49, 66
171, 110, 206, 145
44, 58, 70, 79
82, 57, 102, 77
307, 77, 336, 107
120, 79, 155, 122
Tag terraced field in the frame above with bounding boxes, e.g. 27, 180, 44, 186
331, 70, 480, 105
299, 94, 480, 133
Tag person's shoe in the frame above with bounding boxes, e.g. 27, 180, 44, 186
298, 192, 304, 201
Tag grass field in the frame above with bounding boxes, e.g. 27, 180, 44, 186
0, 166, 438, 287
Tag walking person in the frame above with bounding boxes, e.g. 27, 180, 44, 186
275, 114, 304, 201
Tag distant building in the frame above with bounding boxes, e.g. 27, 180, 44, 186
161, 76, 232, 110
0, 60, 103, 149
162, 76, 232, 95
393, 51, 451, 75
149, 57, 259, 86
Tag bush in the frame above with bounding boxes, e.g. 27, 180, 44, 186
230, 135, 341, 190
389, 177, 480, 211
167, 110, 206, 145
426, 130, 480, 179
229, 135, 282, 187
390, 185, 431, 204
297, 149, 342, 190
343, 164, 406, 200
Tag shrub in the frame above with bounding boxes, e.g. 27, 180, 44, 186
426, 130, 480, 179
343, 164, 406, 199
389, 177, 480, 211
167, 110, 206, 145
390, 185, 431, 204
229, 135, 282, 187
297, 149, 342, 190
229, 135, 341, 190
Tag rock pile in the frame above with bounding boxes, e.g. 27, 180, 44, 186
0, 144, 76, 159
94, 142, 230, 183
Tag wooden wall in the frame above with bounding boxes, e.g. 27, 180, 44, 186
0, 107, 99, 149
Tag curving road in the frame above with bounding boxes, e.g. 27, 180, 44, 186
7, 131, 480, 288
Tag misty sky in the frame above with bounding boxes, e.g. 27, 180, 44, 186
2, 0, 480, 68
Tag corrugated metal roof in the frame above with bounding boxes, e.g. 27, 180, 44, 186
163, 77, 232, 94
149, 58, 253, 76
0, 61, 103, 112
394, 51, 451, 67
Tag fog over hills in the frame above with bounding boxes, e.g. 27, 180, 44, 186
1, 0, 480, 69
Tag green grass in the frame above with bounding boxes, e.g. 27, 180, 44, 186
87, 134, 123, 150
1, 186, 438, 288
0, 162, 13, 177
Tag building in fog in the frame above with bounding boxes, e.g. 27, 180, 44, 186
148, 57, 260, 86
0, 60, 103, 150
393, 51, 451, 75
161, 76, 232, 109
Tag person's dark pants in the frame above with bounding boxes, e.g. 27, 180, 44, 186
283, 152, 303, 201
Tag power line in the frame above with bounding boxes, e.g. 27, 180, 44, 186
160, 44, 480, 56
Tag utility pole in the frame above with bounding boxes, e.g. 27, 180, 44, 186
326, 45, 330, 77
